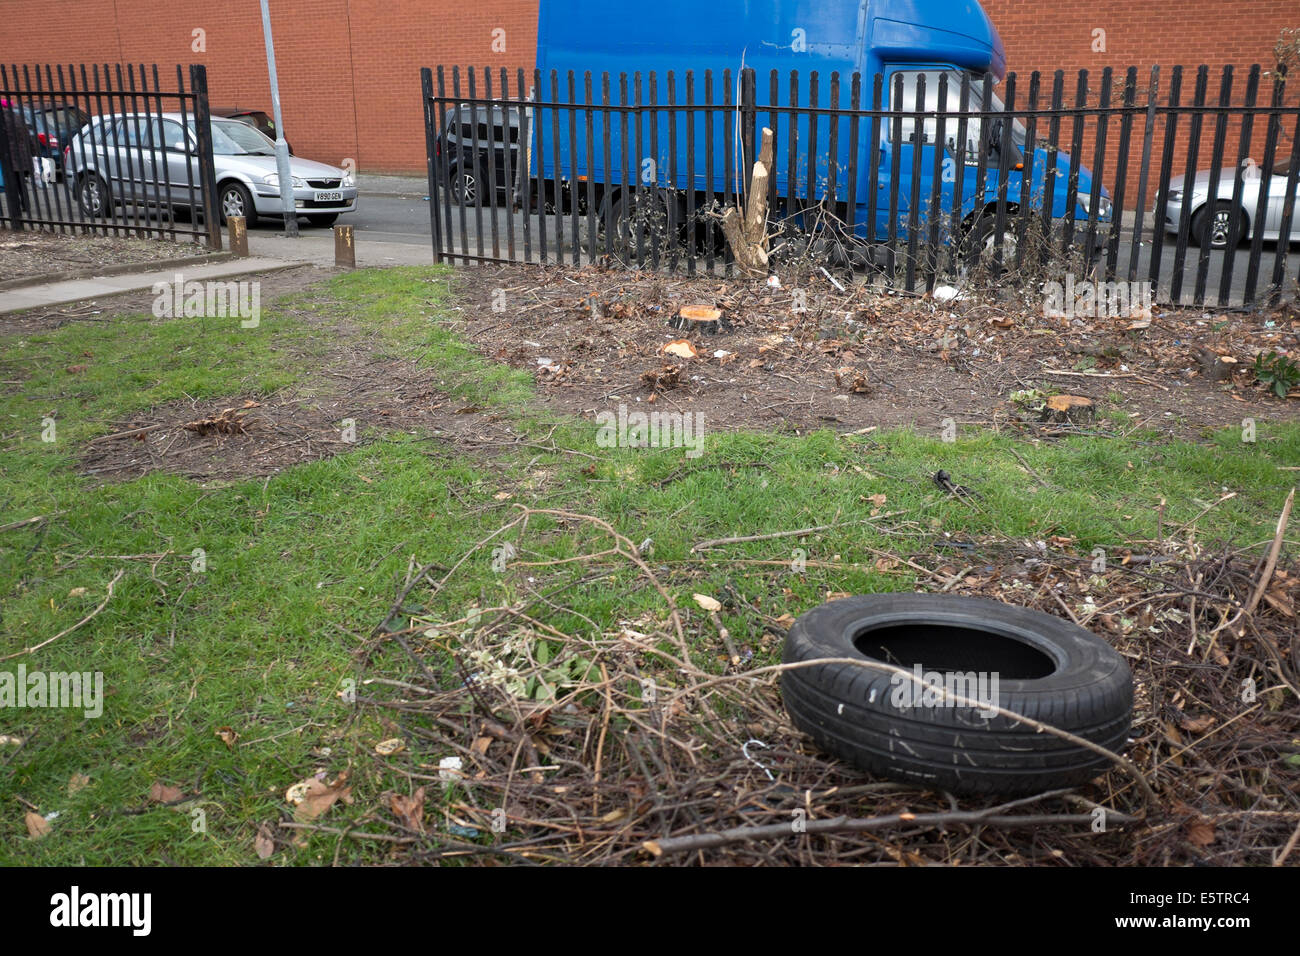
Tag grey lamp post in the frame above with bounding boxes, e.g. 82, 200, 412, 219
259, 0, 298, 237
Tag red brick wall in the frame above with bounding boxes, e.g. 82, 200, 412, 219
0, 0, 1294, 184
0, 0, 537, 175
984, 2, 1298, 202
985, 1, 1295, 78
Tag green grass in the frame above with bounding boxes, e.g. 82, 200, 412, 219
2, 265, 1297, 864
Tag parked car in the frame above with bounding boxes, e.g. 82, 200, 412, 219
435, 103, 518, 206
1160, 157, 1300, 249
64, 112, 357, 227
211, 107, 293, 155
15, 101, 88, 182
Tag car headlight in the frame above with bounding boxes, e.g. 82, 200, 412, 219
263, 173, 306, 188
1076, 193, 1113, 219
342, 170, 355, 187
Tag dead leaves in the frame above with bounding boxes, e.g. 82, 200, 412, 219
389, 787, 427, 834
25, 811, 51, 839
286, 771, 353, 822
1177, 713, 1217, 735
640, 364, 682, 391
833, 366, 870, 395
149, 781, 185, 804
1184, 816, 1217, 847
692, 593, 723, 612
254, 822, 276, 860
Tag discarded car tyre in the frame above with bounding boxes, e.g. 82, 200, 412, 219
781, 594, 1132, 795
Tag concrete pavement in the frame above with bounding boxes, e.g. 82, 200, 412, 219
0, 256, 305, 314
244, 230, 434, 268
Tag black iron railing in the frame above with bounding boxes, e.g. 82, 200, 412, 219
422, 64, 1300, 308
0, 63, 220, 249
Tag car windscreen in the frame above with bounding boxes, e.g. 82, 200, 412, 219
17, 107, 49, 133
197, 118, 276, 155
44, 107, 87, 131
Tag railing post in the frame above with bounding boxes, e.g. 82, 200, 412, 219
740, 67, 757, 197
421, 67, 443, 264
189, 64, 222, 251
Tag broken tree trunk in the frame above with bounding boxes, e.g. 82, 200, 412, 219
720, 127, 774, 275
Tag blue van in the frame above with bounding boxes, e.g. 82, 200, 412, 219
527, 0, 1110, 253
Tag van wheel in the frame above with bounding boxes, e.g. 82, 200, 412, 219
965, 214, 1019, 267
77, 173, 111, 218
601, 190, 671, 266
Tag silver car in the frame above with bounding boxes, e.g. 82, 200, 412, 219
65, 112, 358, 227
1159, 158, 1300, 249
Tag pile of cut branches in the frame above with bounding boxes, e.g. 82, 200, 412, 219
352, 506, 1300, 866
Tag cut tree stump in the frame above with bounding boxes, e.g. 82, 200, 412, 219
669, 304, 728, 334
720, 127, 774, 275
1039, 394, 1095, 425
1194, 348, 1239, 382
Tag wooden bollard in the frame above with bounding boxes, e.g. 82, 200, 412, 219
334, 224, 355, 269
228, 215, 248, 257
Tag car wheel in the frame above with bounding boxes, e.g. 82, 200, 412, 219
308, 214, 339, 228
450, 166, 477, 206
780, 594, 1133, 795
76, 173, 111, 219
219, 182, 258, 227
1192, 201, 1245, 250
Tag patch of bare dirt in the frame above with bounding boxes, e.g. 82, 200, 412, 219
65, 267, 518, 482
451, 263, 1300, 439
0, 227, 210, 283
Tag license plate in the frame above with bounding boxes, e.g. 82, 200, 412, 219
315, 191, 342, 203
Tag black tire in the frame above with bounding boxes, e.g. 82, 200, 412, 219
76, 172, 111, 219
308, 213, 339, 227
963, 212, 1019, 267
1192, 201, 1246, 250
218, 181, 258, 227
781, 594, 1132, 795
449, 164, 478, 206
601, 189, 672, 265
